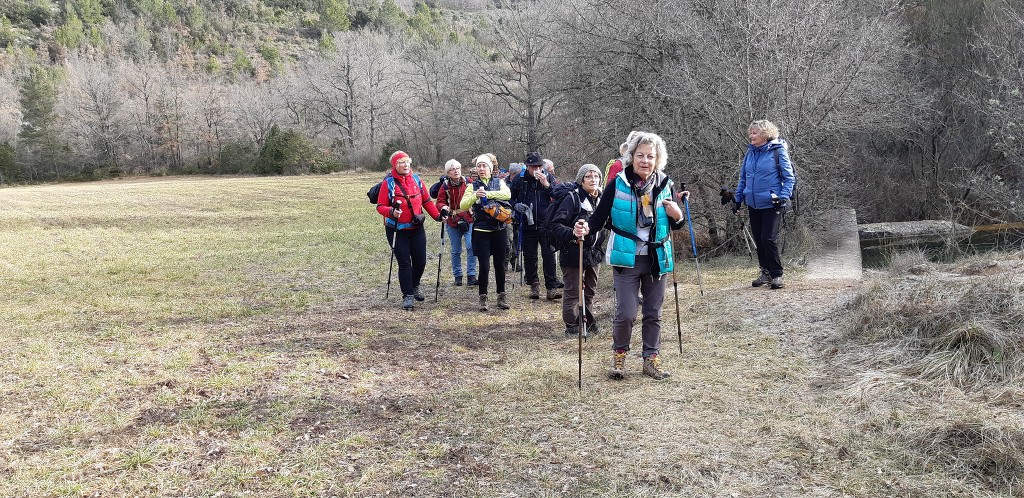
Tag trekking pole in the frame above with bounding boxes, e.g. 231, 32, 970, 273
742, 221, 756, 259
670, 221, 683, 354
683, 194, 706, 297
577, 219, 585, 390
517, 220, 524, 286
434, 220, 446, 302
385, 199, 402, 299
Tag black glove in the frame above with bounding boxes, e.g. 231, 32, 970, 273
732, 201, 742, 214
719, 187, 734, 206
439, 205, 451, 218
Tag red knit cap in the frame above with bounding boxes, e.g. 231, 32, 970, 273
390, 151, 410, 167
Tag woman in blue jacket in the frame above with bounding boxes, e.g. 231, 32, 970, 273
733, 120, 797, 289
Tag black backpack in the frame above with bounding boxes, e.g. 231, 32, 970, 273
544, 182, 581, 250
773, 148, 800, 215
428, 176, 445, 199
366, 174, 391, 204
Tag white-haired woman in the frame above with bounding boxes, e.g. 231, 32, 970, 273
733, 120, 796, 289
460, 154, 512, 311
436, 159, 477, 287
577, 131, 686, 380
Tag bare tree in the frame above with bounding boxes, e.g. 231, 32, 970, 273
0, 74, 20, 146
60, 55, 128, 174
468, 0, 573, 153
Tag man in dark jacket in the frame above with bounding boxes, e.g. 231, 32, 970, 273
547, 164, 607, 336
509, 151, 561, 300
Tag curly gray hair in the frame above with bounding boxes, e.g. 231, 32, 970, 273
621, 131, 668, 172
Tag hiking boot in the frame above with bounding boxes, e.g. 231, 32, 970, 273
479, 294, 488, 312
455, 276, 463, 286
752, 269, 771, 287
586, 321, 599, 337
642, 354, 671, 380
608, 350, 627, 380
770, 276, 784, 289
565, 324, 579, 337
546, 287, 562, 300
413, 286, 425, 301
402, 294, 415, 311
496, 292, 510, 310
467, 275, 478, 286
529, 282, 541, 299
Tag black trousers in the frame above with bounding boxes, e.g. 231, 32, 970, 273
472, 229, 507, 295
522, 227, 558, 289
748, 207, 783, 278
385, 225, 427, 297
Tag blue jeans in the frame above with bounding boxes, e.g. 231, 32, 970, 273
446, 224, 476, 278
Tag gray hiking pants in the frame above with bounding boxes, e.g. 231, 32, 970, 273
611, 255, 666, 358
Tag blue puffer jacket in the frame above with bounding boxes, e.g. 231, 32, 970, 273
734, 139, 796, 210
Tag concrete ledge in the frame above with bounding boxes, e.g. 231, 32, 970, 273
806, 208, 862, 281
859, 220, 974, 248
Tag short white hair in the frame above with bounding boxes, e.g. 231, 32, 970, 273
621, 131, 668, 172
444, 159, 461, 172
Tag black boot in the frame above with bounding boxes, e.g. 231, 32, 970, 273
455, 276, 463, 286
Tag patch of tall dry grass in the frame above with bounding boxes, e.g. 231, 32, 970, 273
827, 250, 1024, 494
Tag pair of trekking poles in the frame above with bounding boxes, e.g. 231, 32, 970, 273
384, 199, 449, 303
574, 185, 705, 390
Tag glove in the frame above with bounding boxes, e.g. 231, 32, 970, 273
732, 201, 742, 215
439, 205, 451, 218
513, 203, 534, 226
719, 188, 734, 206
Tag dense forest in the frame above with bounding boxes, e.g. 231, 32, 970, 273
0, 0, 1021, 227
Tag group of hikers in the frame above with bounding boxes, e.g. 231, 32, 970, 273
374, 122, 797, 380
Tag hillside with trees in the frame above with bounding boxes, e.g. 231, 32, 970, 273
0, 0, 1021, 229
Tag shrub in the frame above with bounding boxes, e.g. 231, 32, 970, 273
257, 125, 318, 175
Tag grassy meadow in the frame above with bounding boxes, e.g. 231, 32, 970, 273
0, 174, 1021, 497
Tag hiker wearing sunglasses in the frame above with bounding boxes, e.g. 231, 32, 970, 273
376, 151, 447, 311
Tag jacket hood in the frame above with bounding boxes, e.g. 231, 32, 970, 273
750, 138, 788, 153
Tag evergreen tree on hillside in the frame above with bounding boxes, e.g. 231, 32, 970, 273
18, 65, 64, 181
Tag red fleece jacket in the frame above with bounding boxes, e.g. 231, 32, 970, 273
375, 167, 440, 227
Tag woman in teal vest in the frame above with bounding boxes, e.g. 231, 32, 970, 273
577, 131, 686, 380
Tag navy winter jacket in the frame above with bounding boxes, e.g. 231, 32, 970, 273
509, 169, 555, 231
734, 139, 796, 210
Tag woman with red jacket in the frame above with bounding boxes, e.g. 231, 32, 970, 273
376, 151, 446, 310
435, 159, 477, 287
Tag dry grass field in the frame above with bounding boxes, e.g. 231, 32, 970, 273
0, 173, 1021, 497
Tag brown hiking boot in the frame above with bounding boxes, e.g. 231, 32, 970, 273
546, 287, 562, 300
529, 282, 540, 299
608, 350, 627, 380
479, 294, 488, 312
642, 354, 671, 380
496, 292, 509, 310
